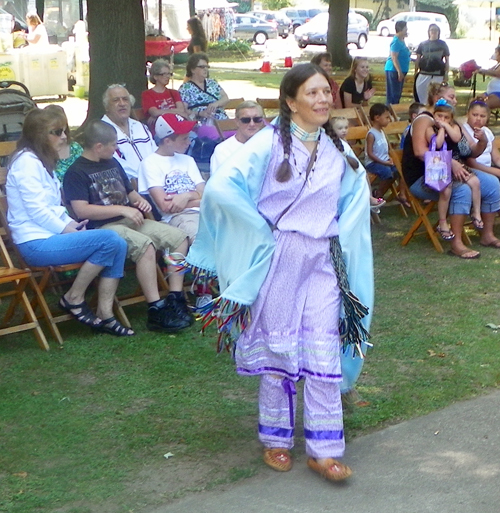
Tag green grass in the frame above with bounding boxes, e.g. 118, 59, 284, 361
2, 207, 500, 512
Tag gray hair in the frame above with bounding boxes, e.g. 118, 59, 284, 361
102, 84, 136, 110
149, 59, 171, 85
235, 100, 264, 118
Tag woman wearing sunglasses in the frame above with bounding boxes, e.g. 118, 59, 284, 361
43, 105, 83, 182
211, 100, 265, 174
178, 53, 229, 123
6, 108, 132, 336
142, 59, 191, 134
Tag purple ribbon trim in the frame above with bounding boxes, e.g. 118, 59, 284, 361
236, 366, 342, 380
258, 424, 294, 438
282, 378, 296, 428
304, 429, 344, 440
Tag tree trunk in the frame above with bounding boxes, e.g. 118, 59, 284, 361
35, 0, 44, 20
85, 0, 146, 123
327, 0, 351, 69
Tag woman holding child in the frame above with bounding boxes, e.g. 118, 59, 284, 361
403, 83, 500, 258
185, 64, 373, 481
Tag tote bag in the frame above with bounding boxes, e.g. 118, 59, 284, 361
424, 134, 452, 192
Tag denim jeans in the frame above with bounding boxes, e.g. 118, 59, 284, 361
410, 170, 500, 216
386, 70, 406, 105
17, 229, 127, 279
410, 176, 471, 215
475, 170, 500, 213
366, 162, 398, 181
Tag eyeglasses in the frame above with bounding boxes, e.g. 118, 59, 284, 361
239, 117, 264, 124
196, 65, 210, 69
49, 128, 65, 137
157, 72, 172, 77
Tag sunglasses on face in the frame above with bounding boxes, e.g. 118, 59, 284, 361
239, 116, 264, 124
49, 128, 65, 137
157, 72, 172, 77
196, 65, 210, 69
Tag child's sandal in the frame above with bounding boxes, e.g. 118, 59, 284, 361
436, 226, 455, 240
471, 216, 484, 230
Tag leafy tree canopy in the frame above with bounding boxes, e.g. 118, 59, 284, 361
262, 0, 292, 10
416, 0, 459, 34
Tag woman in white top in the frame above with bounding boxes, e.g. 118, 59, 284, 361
23, 13, 49, 46
6, 108, 133, 336
476, 46, 500, 110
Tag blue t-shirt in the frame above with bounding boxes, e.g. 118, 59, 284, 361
384, 36, 411, 73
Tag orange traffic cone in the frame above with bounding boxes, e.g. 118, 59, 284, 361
261, 58, 271, 73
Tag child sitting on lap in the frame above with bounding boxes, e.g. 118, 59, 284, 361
427, 99, 483, 240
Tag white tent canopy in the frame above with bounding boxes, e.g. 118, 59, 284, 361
195, 0, 238, 9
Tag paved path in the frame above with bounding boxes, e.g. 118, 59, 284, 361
151, 390, 500, 513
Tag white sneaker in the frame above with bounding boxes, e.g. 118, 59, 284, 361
196, 294, 213, 309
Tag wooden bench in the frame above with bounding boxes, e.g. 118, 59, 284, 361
371, 73, 415, 99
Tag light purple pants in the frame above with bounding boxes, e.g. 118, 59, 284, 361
258, 374, 345, 459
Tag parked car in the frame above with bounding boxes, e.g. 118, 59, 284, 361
233, 14, 278, 45
279, 7, 326, 32
248, 10, 292, 39
376, 11, 451, 45
294, 12, 369, 50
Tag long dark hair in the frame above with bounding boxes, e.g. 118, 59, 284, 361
276, 63, 352, 182
14, 108, 60, 174
187, 17, 207, 52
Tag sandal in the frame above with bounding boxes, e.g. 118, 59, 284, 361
263, 448, 293, 472
436, 226, 455, 241
471, 216, 484, 230
397, 196, 412, 209
370, 197, 386, 208
307, 457, 352, 482
59, 296, 101, 327
95, 316, 135, 337
447, 249, 480, 259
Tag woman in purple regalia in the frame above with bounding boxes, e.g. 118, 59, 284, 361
234, 65, 357, 481
186, 64, 373, 482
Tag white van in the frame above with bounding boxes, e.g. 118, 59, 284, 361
376, 11, 451, 46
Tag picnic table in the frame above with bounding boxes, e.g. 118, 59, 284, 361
145, 40, 189, 58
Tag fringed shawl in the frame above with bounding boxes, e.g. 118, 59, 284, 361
185, 126, 374, 363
